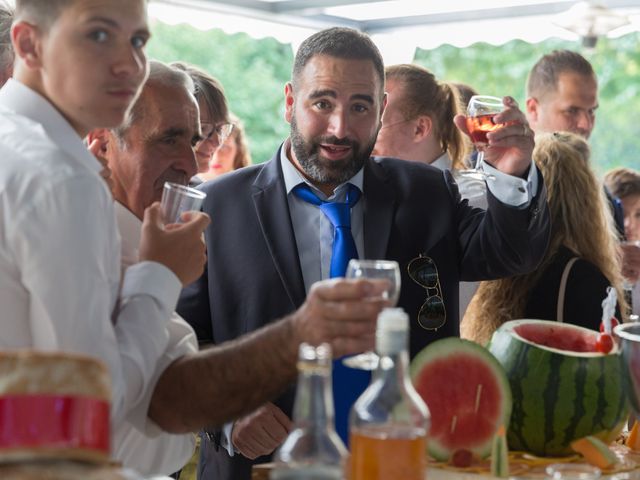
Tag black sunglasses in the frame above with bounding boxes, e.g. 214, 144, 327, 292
407, 255, 446, 330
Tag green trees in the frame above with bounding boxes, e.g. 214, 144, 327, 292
147, 21, 640, 173
147, 21, 292, 164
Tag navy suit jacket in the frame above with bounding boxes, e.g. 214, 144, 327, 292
177, 146, 550, 479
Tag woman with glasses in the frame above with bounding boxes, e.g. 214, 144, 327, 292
462, 132, 626, 345
171, 62, 233, 184
199, 112, 252, 182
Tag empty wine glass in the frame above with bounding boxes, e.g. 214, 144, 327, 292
343, 259, 401, 370
458, 95, 505, 180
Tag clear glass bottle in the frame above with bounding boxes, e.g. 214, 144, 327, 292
270, 343, 347, 480
348, 308, 430, 480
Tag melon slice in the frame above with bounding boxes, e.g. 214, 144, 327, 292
627, 420, 640, 451
571, 436, 618, 469
410, 338, 512, 461
489, 319, 629, 457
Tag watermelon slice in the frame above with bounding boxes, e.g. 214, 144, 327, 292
489, 319, 629, 457
410, 338, 512, 461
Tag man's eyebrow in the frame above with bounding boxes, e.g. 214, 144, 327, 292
351, 94, 374, 105
85, 16, 120, 28
309, 89, 337, 100
159, 127, 187, 138
308, 90, 374, 105
85, 16, 150, 37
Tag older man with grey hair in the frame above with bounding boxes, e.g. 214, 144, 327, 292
87, 59, 386, 476
0, 1, 13, 85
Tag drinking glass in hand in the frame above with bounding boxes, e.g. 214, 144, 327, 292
343, 259, 401, 370
459, 95, 505, 180
160, 182, 206, 225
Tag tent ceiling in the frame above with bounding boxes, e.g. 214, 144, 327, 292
150, 0, 640, 62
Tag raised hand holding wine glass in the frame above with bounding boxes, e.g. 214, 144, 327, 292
455, 95, 535, 180
343, 259, 400, 370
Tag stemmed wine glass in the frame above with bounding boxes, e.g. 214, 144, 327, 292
458, 95, 505, 181
343, 259, 401, 370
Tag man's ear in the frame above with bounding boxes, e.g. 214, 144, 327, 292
380, 92, 388, 121
12, 21, 43, 70
86, 129, 111, 159
526, 97, 539, 123
413, 115, 433, 142
284, 82, 294, 123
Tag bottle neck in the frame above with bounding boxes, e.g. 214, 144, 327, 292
374, 330, 412, 388
292, 364, 335, 430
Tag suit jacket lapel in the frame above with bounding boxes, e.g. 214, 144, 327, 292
363, 158, 396, 259
252, 146, 307, 308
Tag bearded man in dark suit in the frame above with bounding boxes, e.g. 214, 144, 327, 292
177, 27, 550, 480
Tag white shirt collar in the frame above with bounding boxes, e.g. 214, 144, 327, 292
279, 138, 364, 200
430, 152, 452, 171
0, 79, 102, 175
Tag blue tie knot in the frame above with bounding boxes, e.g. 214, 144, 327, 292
292, 182, 361, 279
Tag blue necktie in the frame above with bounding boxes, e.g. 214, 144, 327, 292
293, 183, 370, 446
293, 183, 361, 277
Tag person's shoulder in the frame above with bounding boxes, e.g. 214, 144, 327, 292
0, 114, 78, 175
199, 163, 266, 194
370, 156, 445, 183
570, 257, 607, 280
552, 247, 608, 287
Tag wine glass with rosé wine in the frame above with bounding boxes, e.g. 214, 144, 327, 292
458, 95, 505, 181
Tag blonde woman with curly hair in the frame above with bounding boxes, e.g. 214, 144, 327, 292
462, 132, 626, 345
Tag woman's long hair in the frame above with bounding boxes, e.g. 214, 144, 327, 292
461, 132, 626, 344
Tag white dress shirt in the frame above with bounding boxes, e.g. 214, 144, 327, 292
431, 152, 487, 210
0, 80, 180, 433
113, 203, 197, 476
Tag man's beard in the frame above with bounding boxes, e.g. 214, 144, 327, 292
290, 115, 376, 187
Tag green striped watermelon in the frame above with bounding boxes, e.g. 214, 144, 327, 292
488, 319, 629, 457
410, 338, 512, 461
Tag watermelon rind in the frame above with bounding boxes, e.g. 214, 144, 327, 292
410, 338, 512, 461
489, 319, 629, 457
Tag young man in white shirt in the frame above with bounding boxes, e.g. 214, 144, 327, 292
1, 0, 210, 421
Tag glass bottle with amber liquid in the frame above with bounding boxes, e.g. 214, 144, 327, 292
349, 308, 430, 480
270, 343, 347, 480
